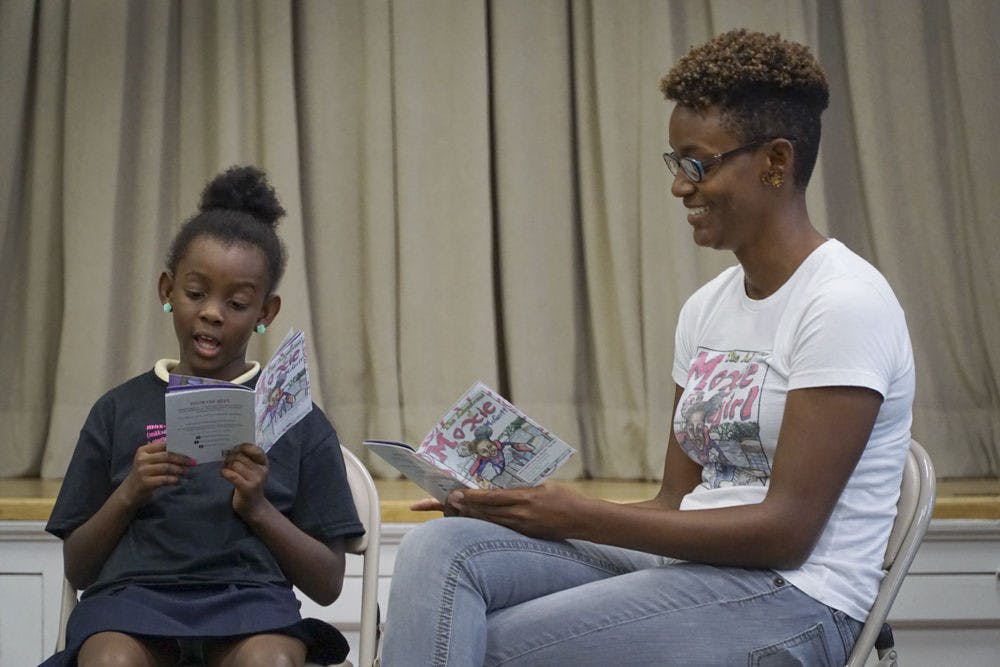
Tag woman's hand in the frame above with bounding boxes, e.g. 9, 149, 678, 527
222, 443, 271, 520
408, 494, 473, 518
445, 483, 590, 541
409, 497, 450, 514
116, 440, 192, 510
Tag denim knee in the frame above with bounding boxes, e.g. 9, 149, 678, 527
395, 518, 499, 573
398, 518, 474, 556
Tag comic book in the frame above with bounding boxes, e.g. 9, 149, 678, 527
165, 328, 312, 464
364, 382, 576, 503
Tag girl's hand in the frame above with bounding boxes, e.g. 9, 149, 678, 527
447, 483, 589, 540
117, 440, 193, 510
222, 443, 270, 520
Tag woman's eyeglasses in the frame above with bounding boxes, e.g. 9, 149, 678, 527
663, 140, 770, 183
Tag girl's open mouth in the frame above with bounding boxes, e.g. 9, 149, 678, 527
193, 334, 221, 356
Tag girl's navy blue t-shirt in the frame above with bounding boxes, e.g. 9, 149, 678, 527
47, 369, 364, 598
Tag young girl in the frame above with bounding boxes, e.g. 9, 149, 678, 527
44, 166, 364, 667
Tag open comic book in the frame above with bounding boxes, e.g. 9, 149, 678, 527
364, 382, 576, 503
165, 328, 312, 464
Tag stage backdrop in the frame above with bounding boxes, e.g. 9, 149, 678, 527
1, 0, 997, 480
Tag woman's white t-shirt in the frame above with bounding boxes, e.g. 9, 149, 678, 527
671, 239, 915, 621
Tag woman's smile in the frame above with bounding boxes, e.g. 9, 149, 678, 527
686, 204, 710, 223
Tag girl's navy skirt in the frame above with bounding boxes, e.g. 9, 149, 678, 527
40, 583, 349, 666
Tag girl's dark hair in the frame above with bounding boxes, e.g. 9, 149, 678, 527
167, 165, 288, 293
660, 29, 830, 189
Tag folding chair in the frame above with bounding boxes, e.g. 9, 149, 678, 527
333, 445, 382, 667
844, 439, 936, 667
56, 445, 382, 667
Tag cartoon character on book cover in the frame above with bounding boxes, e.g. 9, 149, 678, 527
258, 367, 308, 442
458, 423, 537, 486
412, 382, 572, 490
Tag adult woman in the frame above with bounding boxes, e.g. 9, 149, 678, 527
381, 29, 914, 666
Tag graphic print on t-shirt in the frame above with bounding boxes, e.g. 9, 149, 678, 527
676, 348, 770, 488
145, 423, 166, 446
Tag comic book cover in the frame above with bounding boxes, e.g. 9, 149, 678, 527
365, 382, 575, 502
253, 328, 312, 451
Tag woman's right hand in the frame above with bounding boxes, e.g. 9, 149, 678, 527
116, 441, 193, 509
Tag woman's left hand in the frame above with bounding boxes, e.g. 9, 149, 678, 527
222, 443, 270, 520
448, 483, 589, 541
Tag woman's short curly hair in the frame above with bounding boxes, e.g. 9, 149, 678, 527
660, 29, 829, 189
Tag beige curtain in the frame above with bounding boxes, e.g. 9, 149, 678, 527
2, 0, 997, 481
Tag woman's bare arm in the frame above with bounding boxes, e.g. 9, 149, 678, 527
451, 384, 882, 570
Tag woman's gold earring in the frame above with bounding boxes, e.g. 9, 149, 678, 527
761, 169, 784, 189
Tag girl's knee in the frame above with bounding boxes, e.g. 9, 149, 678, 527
78, 631, 175, 667
228, 649, 302, 667
206, 633, 306, 667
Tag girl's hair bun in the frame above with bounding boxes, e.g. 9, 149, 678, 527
198, 165, 286, 226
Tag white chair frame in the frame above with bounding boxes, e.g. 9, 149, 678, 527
844, 439, 936, 667
56, 445, 382, 667
334, 446, 382, 667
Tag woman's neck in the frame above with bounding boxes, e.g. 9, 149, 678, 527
736, 203, 826, 299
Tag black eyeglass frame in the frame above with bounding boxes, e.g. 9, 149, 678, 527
663, 139, 776, 183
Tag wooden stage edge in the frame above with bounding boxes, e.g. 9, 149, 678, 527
2, 477, 998, 523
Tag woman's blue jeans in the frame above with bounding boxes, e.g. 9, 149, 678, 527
381, 517, 862, 666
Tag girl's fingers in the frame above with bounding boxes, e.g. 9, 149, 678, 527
223, 458, 250, 478
220, 468, 242, 486
138, 444, 193, 468
171, 453, 197, 467
224, 446, 267, 469
135, 461, 186, 480
223, 455, 263, 476
149, 474, 181, 486
229, 443, 266, 464
151, 463, 187, 477
222, 459, 267, 490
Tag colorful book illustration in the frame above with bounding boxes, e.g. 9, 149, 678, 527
165, 328, 312, 464
364, 381, 576, 503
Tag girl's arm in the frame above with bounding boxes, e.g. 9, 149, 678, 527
63, 441, 192, 589
223, 444, 346, 606
450, 383, 882, 570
